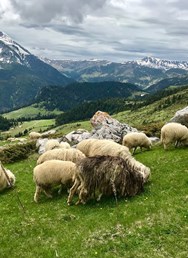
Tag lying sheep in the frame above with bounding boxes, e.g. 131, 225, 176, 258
122, 132, 152, 154
67, 155, 145, 205
45, 139, 70, 152
33, 160, 77, 202
76, 139, 150, 182
37, 148, 85, 165
161, 122, 188, 149
29, 132, 42, 140
0, 162, 16, 191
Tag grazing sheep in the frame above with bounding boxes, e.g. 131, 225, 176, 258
37, 148, 86, 165
122, 132, 152, 154
67, 155, 145, 205
59, 141, 71, 149
161, 122, 188, 149
44, 139, 61, 152
0, 162, 16, 191
76, 139, 150, 182
44, 139, 71, 152
33, 160, 77, 202
29, 132, 42, 140
77, 138, 130, 158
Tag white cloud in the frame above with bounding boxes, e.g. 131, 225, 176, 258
0, 0, 188, 61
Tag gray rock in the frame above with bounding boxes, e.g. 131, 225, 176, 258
64, 111, 137, 144
149, 136, 160, 144
37, 111, 138, 150
36, 138, 49, 154
170, 106, 188, 127
65, 129, 91, 144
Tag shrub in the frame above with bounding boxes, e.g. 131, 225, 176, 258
0, 141, 37, 163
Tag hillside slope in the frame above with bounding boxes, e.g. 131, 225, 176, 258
0, 32, 73, 112
35, 81, 142, 111
114, 87, 188, 136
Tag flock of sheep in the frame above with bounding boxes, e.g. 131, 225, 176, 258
0, 122, 188, 205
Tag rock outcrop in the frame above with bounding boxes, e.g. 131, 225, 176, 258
170, 106, 188, 127
64, 111, 137, 144
37, 111, 138, 152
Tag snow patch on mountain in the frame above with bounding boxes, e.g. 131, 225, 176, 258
0, 31, 31, 65
136, 56, 188, 71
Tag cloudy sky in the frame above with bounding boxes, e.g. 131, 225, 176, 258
0, 0, 188, 62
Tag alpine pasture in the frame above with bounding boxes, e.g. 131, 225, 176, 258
0, 145, 187, 258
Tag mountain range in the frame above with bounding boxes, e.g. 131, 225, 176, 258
0, 31, 188, 113
43, 57, 188, 89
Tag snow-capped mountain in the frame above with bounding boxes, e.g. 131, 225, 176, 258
0, 31, 31, 65
0, 31, 73, 112
45, 56, 188, 89
135, 56, 188, 71
0, 31, 188, 113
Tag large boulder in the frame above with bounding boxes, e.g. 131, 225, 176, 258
170, 106, 188, 127
90, 111, 137, 143
64, 111, 137, 144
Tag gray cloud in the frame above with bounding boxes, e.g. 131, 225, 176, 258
9, 0, 109, 24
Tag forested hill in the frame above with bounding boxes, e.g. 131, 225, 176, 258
35, 81, 143, 111
55, 85, 188, 125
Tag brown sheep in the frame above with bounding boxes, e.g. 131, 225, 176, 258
76, 138, 150, 182
67, 155, 146, 205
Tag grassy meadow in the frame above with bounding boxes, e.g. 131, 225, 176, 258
2, 86, 187, 139
3, 104, 61, 120
0, 145, 187, 258
2, 119, 55, 138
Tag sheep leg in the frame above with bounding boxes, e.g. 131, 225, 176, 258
76, 187, 87, 205
132, 147, 137, 154
96, 193, 103, 202
43, 186, 53, 198
58, 184, 64, 195
34, 185, 42, 203
67, 179, 80, 205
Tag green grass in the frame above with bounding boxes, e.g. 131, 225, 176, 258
113, 100, 187, 129
2, 119, 55, 138
0, 146, 187, 257
56, 120, 92, 135
3, 104, 61, 120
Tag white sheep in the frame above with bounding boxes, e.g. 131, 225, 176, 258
161, 122, 188, 149
77, 138, 130, 158
76, 139, 150, 183
59, 141, 71, 149
33, 160, 77, 202
122, 132, 152, 154
29, 132, 42, 140
0, 162, 16, 191
44, 139, 71, 152
44, 139, 61, 152
37, 148, 86, 165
